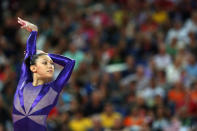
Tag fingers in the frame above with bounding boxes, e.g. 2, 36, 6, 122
18, 17, 29, 30
37, 50, 45, 54
18, 17, 22, 21
18, 17, 24, 25
18, 17, 27, 28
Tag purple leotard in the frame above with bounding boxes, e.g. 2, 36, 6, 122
12, 31, 75, 131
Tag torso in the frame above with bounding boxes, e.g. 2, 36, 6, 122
13, 82, 58, 131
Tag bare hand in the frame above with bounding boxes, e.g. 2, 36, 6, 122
17, 17, 38, 32
37, 50, 46, 54
24, 50, 47, 55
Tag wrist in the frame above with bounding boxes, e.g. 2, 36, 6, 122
31, 29, 38, 32
31, 24, 38, 32
27, 23, 38, 32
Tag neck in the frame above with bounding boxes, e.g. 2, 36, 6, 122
32, 80, 44, 86
32, 74, 45, 86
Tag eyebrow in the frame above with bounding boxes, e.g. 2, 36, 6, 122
42, 59, 53, 63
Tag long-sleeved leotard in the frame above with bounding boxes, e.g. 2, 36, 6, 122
12, 31, 75, 131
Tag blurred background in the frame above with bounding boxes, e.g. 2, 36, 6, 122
0, 0, 197, 131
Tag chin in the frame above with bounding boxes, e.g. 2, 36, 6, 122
47, 75, 53, 80
43, 75, 53, 81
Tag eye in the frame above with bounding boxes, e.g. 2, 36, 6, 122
42, 61, 47, 65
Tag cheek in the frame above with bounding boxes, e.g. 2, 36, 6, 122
36, 65, 46, 74
36, 64, 54, 78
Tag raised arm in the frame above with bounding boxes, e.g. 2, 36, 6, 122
17, 17, 38, 84
48, 54, 75, 93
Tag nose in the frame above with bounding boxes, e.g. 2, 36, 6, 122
48, 63, 54, 69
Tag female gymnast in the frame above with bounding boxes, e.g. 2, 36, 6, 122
12, 17, 75, 131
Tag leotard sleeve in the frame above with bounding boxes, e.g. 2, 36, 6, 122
48, 54, 75, 93
17, 31, 37, 89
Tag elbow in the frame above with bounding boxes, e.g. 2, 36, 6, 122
72, 60, 75, 64
71, 60, 76, 67
64, 59, 75, 68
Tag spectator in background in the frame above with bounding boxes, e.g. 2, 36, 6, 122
63, 43, 84, 70
190, 81, 197, 103
156, 70, 169, 89
188, 82, 197, 118
140, 13, 158, 34
144, 57, 157, 79
165, 19, 184, 45
89, 3, 112, 28
166, 55, 183, 84
168, 80, 186, 113
69, 109, 92, 131
88, 115, 105, 131
187, 31, 197, 57
122, 55, 135, 78
137, 78, 165, 107
152, 106, 169, 131
152, 2, 169, 25
124, 106, 145, 129
100, 102, 122, 129
182, 11, 197, 44
164, 116, 181, 131
121, 65, 149, 91
110, 116, 128, 131
185, 53, 197, 80
154, 44, 172, 70
56, 111, 70, 131
83, 90, 104, 116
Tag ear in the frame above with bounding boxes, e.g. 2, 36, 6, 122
30, 65, 37, 73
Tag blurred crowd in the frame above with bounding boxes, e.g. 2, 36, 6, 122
0, 0, 197, 131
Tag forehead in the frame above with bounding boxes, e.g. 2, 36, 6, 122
37, 55, 53, 62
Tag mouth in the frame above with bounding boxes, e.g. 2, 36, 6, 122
47, 70, 53, 73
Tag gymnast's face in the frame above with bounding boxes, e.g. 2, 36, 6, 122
30, 55, 54, 80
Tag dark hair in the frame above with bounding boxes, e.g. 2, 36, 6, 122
25, 53, 47, 67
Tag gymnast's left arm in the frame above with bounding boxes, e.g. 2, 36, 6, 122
17, 17, 38, 86
48, 53, 75, 93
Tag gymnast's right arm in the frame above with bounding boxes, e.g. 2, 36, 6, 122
17, 17, 38, 88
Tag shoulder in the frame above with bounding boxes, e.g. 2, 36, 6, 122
45, 81, 60, 93
44, 81, 55, 89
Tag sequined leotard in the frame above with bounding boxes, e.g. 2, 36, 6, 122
12, 31, 75, 131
